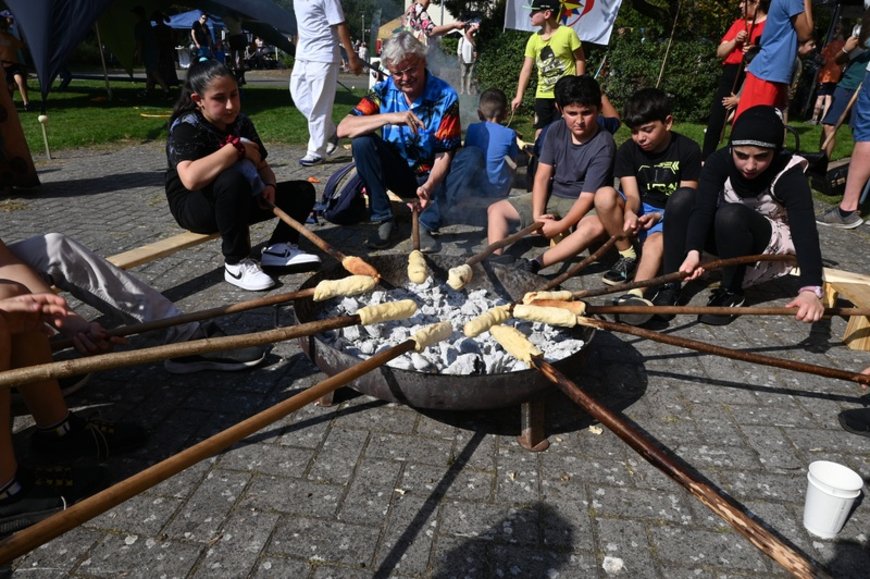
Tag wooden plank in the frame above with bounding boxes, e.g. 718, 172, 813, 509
827, 281, 870, 352
791, 266, 870, 286
107, 232, 218, 270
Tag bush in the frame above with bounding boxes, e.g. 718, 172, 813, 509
604, 31, 720, 122
474, 28, 530, 111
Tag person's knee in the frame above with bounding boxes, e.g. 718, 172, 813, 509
665, 187, 695, 217
0, 280, 30, 299
212, 169, 250, 198
714, 203, 746, 230
351, 134, 378, 157
594, 186, 620, 212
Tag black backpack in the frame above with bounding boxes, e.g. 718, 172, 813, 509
314, 162, 368, 225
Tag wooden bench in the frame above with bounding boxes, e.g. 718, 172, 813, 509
820, 267, 870, 352
107, 231, 218, 270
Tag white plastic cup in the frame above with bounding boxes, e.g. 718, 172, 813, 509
802, 460, 864, 539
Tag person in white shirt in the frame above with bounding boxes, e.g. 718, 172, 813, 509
290, 0, 362, 167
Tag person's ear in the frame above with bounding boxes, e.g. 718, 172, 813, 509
664, 114, 674, 130
191, 93, 202, 106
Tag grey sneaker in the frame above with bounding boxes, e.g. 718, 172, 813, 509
164, 322, 267, 374
816, 206, 863, 229
419, 227, 441, 253
366, 219, 396, 249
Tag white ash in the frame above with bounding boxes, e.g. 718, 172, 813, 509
317, 276, 586, 375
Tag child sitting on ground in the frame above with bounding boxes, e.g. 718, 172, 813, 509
605, 89, 701, 321
464, 88, 521, 199
486, 75, 615, 263
515, 88, 701, 297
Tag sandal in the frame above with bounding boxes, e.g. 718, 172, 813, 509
837, 408, 870, 438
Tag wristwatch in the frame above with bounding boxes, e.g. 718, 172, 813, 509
799, 285, 823, 299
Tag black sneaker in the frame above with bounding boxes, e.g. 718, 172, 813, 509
486, 253, 516, 266
650, 282, 681, 321
366, 219, 395, 249
517, 258, 541, 274
0, 465, 110, 536
602, 256, 638, 286
31, 412, 149, 461
612, 294, 654, 326
698, 288, 745, 326
164, 323, 267, 374
419, 227, 441, 253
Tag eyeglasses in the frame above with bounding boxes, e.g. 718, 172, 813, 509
390, 61, 421, 80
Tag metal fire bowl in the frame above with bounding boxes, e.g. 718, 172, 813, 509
292, 254, 595, 411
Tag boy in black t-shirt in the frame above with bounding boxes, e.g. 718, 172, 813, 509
603, 88, 701, 323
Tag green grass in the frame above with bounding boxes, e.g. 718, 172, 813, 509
21, 79, 856, 192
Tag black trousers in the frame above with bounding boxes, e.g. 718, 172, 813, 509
663, 187, 771, 291
169, 170, 315, 264
702, 64, 744, 160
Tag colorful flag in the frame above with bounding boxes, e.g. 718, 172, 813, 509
504, 0, 624, 45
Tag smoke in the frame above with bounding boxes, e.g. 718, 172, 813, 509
425, 39, 480, 135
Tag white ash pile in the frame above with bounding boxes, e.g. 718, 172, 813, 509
318, 276, 586, 375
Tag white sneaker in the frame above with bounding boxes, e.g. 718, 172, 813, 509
299, 153, 324, 167
326, 134, 339, 156
224, 258, 276, 291
261, 243, 321, 267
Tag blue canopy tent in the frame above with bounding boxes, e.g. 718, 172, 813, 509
2, 0, 297, 105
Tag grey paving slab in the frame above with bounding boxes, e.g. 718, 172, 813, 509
3, 135, 870, 578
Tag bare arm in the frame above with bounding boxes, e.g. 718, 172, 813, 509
600, 93, 619, 120
793, 0, 813, 42
512, 57, 535, 111
335, 22, 362, 75
574, 46, 586, 75
531, 162, 554, 219
175, 146, 241, 191
417, 150, 454, 207
338, 110, 424, 139
430, 21, 464, 37
716, 30, 748, 60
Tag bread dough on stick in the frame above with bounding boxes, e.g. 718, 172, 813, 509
407, 250, 429, 284
522, 290, 573, 304
341, 256, 379, 279
528, 299, 587, 316
357, 299, 417, 325
490, 324, 542, 365
412, 321, 454, 351
463, 305, 511, 337
313, 276, 378, 301
446, 264, 473, 290
513, 304, 578, 327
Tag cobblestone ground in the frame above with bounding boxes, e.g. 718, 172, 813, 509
1, 139, 869, 578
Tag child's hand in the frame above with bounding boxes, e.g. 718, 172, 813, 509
637, 212, 661, 230
240, 138, 262, 166
623, 210, 639, 233
785, 291, 825, 323
510, 96, 522, 112
678, 251, 703, 281
539, 217, 563, 239
722, 93, 739, 110
0, 293, 70, 335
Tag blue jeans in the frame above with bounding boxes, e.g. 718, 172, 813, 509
351, 134, 422, 224
351, 135, 489, 230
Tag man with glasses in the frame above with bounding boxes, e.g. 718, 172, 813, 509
339, 31, 481, 252
191, 12, 213, 61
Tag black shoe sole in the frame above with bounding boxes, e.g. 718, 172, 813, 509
0, 506, 64, 537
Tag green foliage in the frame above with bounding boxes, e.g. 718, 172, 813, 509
604, 32, 720, 122
474, 28, 530, 111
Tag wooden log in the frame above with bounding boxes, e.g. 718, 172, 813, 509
411, 203, 421, 252
530, 356, 826, 578
579, 317, 870, 387
51, 288, 317, 351
0, 315, 360, 389
585, 305, 870, 317
0, 339, 418, 564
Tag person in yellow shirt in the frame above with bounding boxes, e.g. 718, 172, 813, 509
511, 0, 586, 139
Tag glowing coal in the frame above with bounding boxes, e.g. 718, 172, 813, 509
318, 276, 586, 375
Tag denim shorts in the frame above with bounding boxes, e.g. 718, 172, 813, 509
852, 72, 870, 142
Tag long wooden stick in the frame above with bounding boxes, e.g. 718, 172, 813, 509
579, 317, 870, 387
0, 339, 418, 564
541, 234, 621, 291
50, 288, 317, 352
467, 222, 543, 266
572, 254, 797, 300
411, 204, 421, 252
267, 201, 379, 278
585, 305, 870, 317
530, 356, 825, 578
0, 315, 359, 389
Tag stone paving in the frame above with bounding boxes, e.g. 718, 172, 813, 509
1, 138, 869, 578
